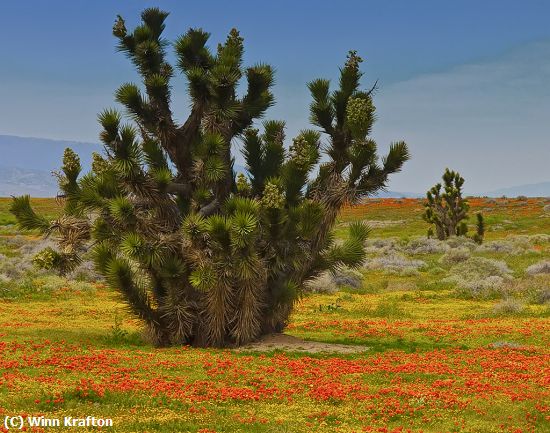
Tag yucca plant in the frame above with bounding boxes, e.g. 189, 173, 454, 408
423, 168, 483, 242
473, 212, 485, 244
10, 8, 409, 347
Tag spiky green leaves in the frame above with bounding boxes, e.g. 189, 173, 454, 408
98, 109, 121, 144
57, 149, 83, 215
306, 50, 409, 203
116, 84, 148, 123
109, 196, 135, 225
174, 28, 213, 72
140, 8, 169, 41
9, 196, 50, 232
92, 242, 115, 274
294, 200, 325, 238
105, 256, 157, 325
120, 232, 162, 267
242, 122, 285, 195
382, 141, 410, 174
113, 8, 169, 76
282, 131, 321, 204
308, 79, 334, 131
230, 211, 259, 248
189, 264, 217, 292
203, 157, 226, 183
241, 64, 274, 122
325, 221, 369, 270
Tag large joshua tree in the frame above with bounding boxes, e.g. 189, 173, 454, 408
11, 8, 409, 347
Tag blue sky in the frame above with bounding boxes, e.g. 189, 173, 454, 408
0, 1, 549, 192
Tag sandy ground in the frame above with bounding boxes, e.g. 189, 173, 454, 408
238, 333, 370, 354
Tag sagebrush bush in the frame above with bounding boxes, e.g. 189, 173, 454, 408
404, 237, 450, 255
364, 253, 426, 276
364, 238, 402, 255
492, 298, 525, 316
478, 237, 533, 255
332, 266, 364, 289
444, 236, 477, 250
444, 257, 513, 299
526, 261, 550, 276
304, 266, 364, 293
438, 248, 471, 266
304, 273, 338, 294
529, 234, 550, 244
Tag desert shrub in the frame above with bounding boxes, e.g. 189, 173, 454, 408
444, 257, 513, 299
67, 259, 102, 282
305, 267, 363, 293
364, 238, 402, 255
438, 247, 471, 266
0, 236, 99, 284
404, 237, 449, 255
523, 277, 550, 305
445, 236, 477, 250
526, 261, 550, 276
529, 286, 550, 305
364, 253, 426, 276
304, 273, 337, 294
530, 234, 550, 244
492, 298, 525, 316
477, 238, 533, 255
0, 237, 57, 281
332, 266, 363, 289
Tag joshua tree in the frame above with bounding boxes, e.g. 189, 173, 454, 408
11, 8, 409, 347
473, 212, 485, 244
424, 168, 469, 240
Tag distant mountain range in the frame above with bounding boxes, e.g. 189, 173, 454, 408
0, 135, 548, 198
0, 166, 58, 197
481, 182, 550, 198
371, 190, 423, 198
0, 135, 101, 197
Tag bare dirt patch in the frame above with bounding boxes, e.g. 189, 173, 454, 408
238, 333, 369, 354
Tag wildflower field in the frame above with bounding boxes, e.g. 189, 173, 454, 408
1, 197, 549, 433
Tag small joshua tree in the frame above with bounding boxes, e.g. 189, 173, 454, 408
473, 212, 485, 244
424, 168, 470, 240
10, 8, 409, 347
